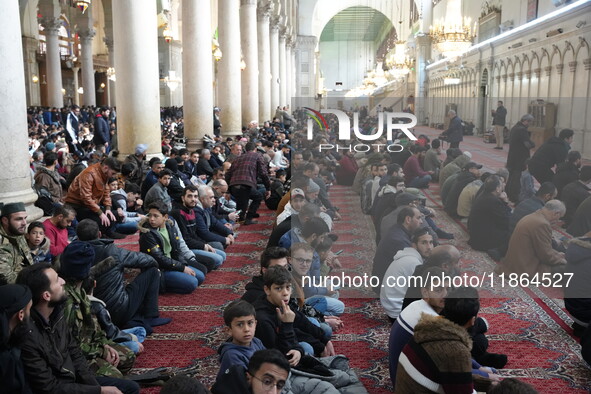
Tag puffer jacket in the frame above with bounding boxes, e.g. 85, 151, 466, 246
20, 306, 100, 394
529, 136, 570, 174
87, 244, 158, 315
286, 355, 368, 394
34, 166, 63, 202
65, 163, 111, 213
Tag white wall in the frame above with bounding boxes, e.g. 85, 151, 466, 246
319, 40, 375, 91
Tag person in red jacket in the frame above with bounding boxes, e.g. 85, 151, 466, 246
403, 145, 432, 189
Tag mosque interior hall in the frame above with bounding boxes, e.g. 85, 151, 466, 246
1, 0, 591, 393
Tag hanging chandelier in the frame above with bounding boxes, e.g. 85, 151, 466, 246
75, 0, 90, 14
429, 0, 475, 58
385, 22, 414, 77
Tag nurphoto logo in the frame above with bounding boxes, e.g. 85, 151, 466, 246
305, 107, 417, 152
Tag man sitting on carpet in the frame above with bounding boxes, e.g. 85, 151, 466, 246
76, 219, 167, 331
381, 228, 434, 323
195, 185, 234, 250
43, 204, 76, 257
497, 200, 566, 277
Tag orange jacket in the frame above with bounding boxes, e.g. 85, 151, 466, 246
65, 163, 111, 213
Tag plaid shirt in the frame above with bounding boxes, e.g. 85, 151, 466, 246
225, 151, 270, 190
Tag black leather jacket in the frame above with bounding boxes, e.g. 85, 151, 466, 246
87, 240, 158, 314
139, 219, 192, 272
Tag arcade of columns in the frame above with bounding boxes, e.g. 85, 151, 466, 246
3, 0, 297, 220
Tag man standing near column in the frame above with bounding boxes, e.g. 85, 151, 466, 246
506, 114, 535, 203
492, 101, 507, 150
66, 105, 81, 153
93, 107, 111, 153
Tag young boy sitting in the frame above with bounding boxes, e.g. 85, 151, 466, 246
139, 201, 207, 294
253, 266, 335, 359
216, 300, 265, 382
25, 221, 52, 264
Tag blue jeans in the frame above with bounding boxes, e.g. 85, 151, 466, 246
114, 221, 138, 234
299, 341, 314, 356
191, 248, 226, 271
306, 295, 345, 316
306, 316, 332, 339
408, 174, 432, 189
162, 266, 203, 294
120, 327, 146, 354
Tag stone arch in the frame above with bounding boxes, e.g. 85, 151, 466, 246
513, 56, 522, 74
530, 51, 540, 71
522, 53, 531, 73
575, 37, 590, 59
550, 44, 563, 65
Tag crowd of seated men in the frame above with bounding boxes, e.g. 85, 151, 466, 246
0, 105, 586, 393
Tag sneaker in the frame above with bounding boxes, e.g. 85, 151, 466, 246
242, 218, 258, 225
494, 146, 503, 150
252, 213, 260, 218
572, 322, 587, 337
147, 317, 172, 327
106, 231, 127, 240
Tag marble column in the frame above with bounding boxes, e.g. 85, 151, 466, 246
104, 37, 115, 107
78, 28, 96, 106
415, 35, 432, 124
269, 17, 280, 113
278, 28, 287, 107
40, 17, 63, 108
22, 36, 41, 106
240, 0, 259, 125
291, 48, 296, 102
257, 2, 272, 122
0, 0, 42, 219
72, 66, 80, 106
285, 38, 292, 106
112, 0, 161, 157
182, 0, 213, 150
218, 0, 242, 135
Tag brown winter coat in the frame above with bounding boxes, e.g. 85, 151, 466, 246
34, 166, 63, 203
499, 210, 566, 276
65, 163, 112, 213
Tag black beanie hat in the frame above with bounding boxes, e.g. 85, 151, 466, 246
60, 241, 95, 280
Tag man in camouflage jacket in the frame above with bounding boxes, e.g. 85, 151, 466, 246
0, 203, 34, 285
59, 241, 136, 382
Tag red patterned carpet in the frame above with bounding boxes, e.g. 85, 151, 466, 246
115, 131, 591, 393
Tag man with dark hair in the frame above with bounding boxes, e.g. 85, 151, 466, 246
226, 142, 270, 225
0, 284, 33, 393
212, 348, 290, 394
381, 228, 433, 322
253, 266, 331, 358
43, 204, 76, 256
65, 105, 81, 152
468, 175, 511, 255
161, 376, 210, 394
444, 162, 482, 217
144, 168, 173, 211
0, 203, 34, 285
65, 157, 125, 239
562, 166, 591, 227
528, 128, 574, 184
403, 145, 432, 189
506, 114, 535, 203
492, 100, 507, 150
76, 219, 164, 330
16, 263, 124, 393
141, 159, 165, 200
267, 202, 320, 248
423, 138, 442, 180
242, 247, 290, 304
34, 151, 63, 203
373, 206, 423, 291
553, 150, 582, 198
93, 107, 111, 151
124, 144, 148, 186
171, 186, 226, 271
395, 292, 475, 393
